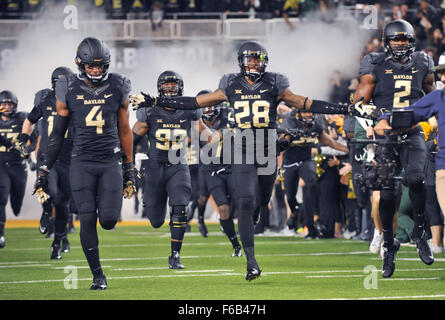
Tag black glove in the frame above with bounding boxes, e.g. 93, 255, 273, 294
129, 92, 156, 110
347, 97, 379, 119
16, 133, 30, 158
32, 166, 50, 203
123, 162, 136, 199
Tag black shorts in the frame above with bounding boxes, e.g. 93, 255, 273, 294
205, 168, 234, 206
69, 159, 123, 223
144, 160, 191, 227
282, 159, 317, 197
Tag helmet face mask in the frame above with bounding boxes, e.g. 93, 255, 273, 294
202, 106, 219, 120
75, 37, 111, 85
238, 42, 268, 82
157, 71, 184, 97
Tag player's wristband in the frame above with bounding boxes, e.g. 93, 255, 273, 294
309, 99, 348, 115
155, 96, 199, 110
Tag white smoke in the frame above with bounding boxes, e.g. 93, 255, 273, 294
2, 5, 370, 221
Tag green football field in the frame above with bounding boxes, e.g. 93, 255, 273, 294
1, 223, 445, 300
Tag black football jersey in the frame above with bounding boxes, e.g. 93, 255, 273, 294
200, 107, 235, 172
136, 106, 201, 164
359, 51, 434, 112
29, 88, 73, 164
55, 73, 131, 162
218, 72, 289, 154
280, 110, 324, 164
0, 112, 28, 163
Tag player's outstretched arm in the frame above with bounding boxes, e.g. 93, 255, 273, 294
279, 88, 377, 119
130, 89, 228, 110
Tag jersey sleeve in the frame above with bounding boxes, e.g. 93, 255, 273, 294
55, 76, 69, 105
275, 73, 290, 96
136, 107, 148, 122
218, 74, 231, 96
121, 76, 132, 105
358, 54, 376, 78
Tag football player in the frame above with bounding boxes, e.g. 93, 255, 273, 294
0, 91, 36, 248
33, 37, 135, 290
354, 19, 436, 278
198, 90, 242, 256
132, 71, 204, 269
130, 41, 366, 281
21, 66, 74, 259
278, 110, 348, 237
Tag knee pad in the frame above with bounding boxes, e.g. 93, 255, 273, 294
170, 206, 187, 228
99, 211, 119, 230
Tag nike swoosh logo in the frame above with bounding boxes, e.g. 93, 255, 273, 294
104, 94, 113, 98
180, 120, 187, 123
260, 89, 268, 93
11, 125, 17, 128
412, 69, 419, 74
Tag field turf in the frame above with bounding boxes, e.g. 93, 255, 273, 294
1, 223, 445, 301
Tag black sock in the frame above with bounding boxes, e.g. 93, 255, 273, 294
198, 203, 206, 224
409, 187, 426, 238
170, 226, 184, 254
379, 198, 396, 248
54, 205, 68, 242
79, 213, 102, 277
220, 218, 240, 248
0, 222, 4, 238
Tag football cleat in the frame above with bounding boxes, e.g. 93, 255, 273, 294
412, 233, 434, 265
39, 211, 50, 234
62, 238, 70, 253
0, 236, 5, 249
90, 274, 107, 290
50, 243, 62, 260
168, 253, 184, 269
232, 246, 242, 257
381, 238, 400, 278
245, 267, 262, 281
198, 222, 208, 238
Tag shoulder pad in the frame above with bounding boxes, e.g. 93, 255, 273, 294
411, 51, 434, 72
14, 112, 28, 121
226, 73, 242, 86
367, 52, 387, 64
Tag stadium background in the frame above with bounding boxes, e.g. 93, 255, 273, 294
0, 1, 381, 223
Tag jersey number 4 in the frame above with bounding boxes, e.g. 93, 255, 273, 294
86, 106, 105, 134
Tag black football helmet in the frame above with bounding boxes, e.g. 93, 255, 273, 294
383, 19, 415, 61
197, 90, 221, 120
0, 90, 18, 116
75, 37, 111, 85
157, 70, 184, 97
237, 41, 268, 82
51, 66, 74, 90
